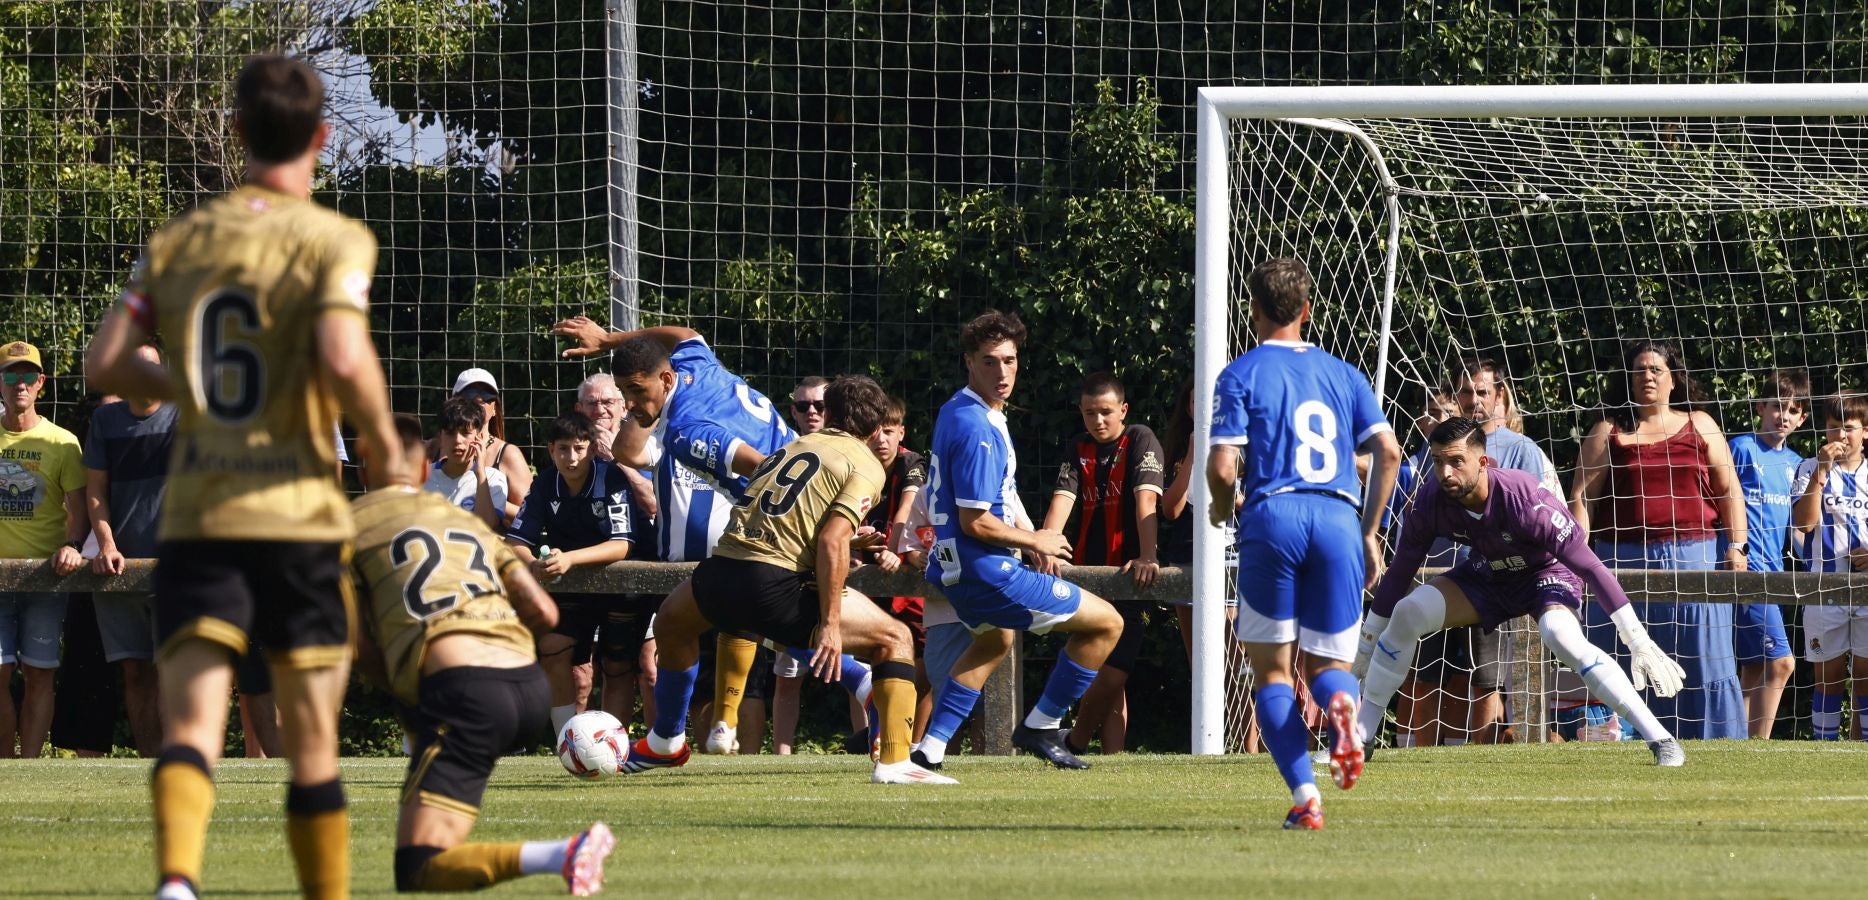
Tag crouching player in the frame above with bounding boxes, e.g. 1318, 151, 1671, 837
353, 415, 616, 894
1355, 416, 1688, 767
626, 376, 951, 784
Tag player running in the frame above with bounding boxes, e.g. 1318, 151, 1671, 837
621, 376, 950, 783
554, 317, 872, 754
1355, 416, 1688, 767
84, 55, 406, 899
352, 416, 615, 895
913, 311, 1125, 772
1206, 258, 1401, 830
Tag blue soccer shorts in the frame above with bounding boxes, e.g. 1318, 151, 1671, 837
944, 558, 1082, 635
1233, 493, 1363, 661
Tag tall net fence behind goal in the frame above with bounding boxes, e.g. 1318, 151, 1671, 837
1213, 99, 1868, 751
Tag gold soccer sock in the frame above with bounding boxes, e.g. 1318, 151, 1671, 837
396, 843, 523, 891
285, 779, 350, 900
873, 658, 919, 765
152, 746, 216, 889
712, 634, 759, 732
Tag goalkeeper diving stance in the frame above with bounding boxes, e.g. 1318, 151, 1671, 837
1355, 416, 1687, 766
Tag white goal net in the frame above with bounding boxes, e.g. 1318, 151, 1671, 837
1195, 86, 1868, 753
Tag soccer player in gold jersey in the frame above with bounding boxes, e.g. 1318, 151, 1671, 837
352, 415, 615, 895
84, 54, 405, 900
622, 375, 952, 784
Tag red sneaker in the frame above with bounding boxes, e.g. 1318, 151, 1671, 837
621, 736, 690, 774
1327, 691, 1364, 790
1282, 797, 1324, 831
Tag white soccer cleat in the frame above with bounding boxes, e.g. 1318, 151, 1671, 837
873, 759, 958, 785
154, 878, 198, 900
1649, 738, 1685, 768
562, 821, 615, 897
703, 721, 739, 755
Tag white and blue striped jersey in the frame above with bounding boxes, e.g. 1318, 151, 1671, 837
1210, 339, 1391, 510
650, 337, 794, 561
925, 388, 1021, 587
1793, 456, 1868, 573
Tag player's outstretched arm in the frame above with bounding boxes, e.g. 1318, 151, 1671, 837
958, 506, 1071, 562
503, 561, 560, 636
811, 513, 855, 681
551, 315, 702, 360
317, 311, 404, 489
84, 307, 176, 400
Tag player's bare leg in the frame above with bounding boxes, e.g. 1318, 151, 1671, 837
272, 660, 352, 899
630, 581, 708, 770
151, 639, 236, 899
1066, 665, 1129, 754
811, 588, 951, 784
1241, 640, 1324, 828
536, 634, 579, 737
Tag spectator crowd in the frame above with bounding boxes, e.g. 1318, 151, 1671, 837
1, 327, 1863, 757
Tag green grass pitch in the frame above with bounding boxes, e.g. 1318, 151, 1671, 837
3, 742, 1865, 898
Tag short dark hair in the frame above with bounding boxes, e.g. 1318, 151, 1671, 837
1823, 394, 1868, 426
546, 411, 598, 445
1764, 367, 1812, 406
392, 413, 426, 451
825, 375, 890, 438
437, 396, 486, 433
795, 375, 829, 394
960, 310, 1027, 355
880, 395, 907, 428
1429, 415, 1487, 452
234, 55, 325, 164
1606, 339, 1701, 430
1079, 372, 1125, 402
1246, 258, 1312, 326
611, 335, 672, 379
1458, 356, 1507, 387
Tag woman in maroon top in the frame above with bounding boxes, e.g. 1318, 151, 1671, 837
1569, 340, 1748, 740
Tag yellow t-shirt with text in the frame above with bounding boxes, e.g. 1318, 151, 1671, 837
0, 419, 85, 559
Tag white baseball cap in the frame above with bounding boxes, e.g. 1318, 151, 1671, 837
451, 367, 499, 395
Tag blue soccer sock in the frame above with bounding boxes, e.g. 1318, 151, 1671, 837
1025, 651, 1098, 729
917, 679, 982, 764
1255, 682, 1319, 806
651, 662, 699, 746
1310, 667, 1360, 746
779, 650, 874, 702
1812, 691, 1842, 741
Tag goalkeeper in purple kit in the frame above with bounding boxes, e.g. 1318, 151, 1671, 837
1355, 416, 1687, 766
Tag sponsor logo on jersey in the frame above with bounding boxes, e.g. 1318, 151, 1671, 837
550, 501, 561, 515
1138, 451, 1163, 474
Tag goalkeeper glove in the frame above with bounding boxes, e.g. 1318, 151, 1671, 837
1351, 613, 1390, 681
1610, 606, 1685, 698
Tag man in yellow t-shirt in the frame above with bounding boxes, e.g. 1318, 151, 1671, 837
0, 340, 89, 758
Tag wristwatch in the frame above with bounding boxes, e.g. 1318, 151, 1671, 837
64, 538, 84, 551
1729, 541, 1749, 557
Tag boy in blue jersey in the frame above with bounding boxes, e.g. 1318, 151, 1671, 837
1205, 258, 1401, 830
1791, 394, 1868, 740
504, 412, 636, 736
1727, 368, 1809, 738
913, 311, 1126, 772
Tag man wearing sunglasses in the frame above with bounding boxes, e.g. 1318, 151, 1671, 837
0, 340, 89, 759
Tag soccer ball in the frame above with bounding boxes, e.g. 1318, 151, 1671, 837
557, 711, 630, 780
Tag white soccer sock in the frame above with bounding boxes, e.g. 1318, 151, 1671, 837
1023, 708, 1064, 730
1537, 608, 1672, 743
519, 839, 569, 875
647, 730, 686, 756
918, 735, 949, 764
1292, 782, 1321, 807
550, 704, 577, 737
1358, 585, 1446, 740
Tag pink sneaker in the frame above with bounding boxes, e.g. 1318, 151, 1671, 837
1327, 691, 1364, 790
562, 822, 615, 896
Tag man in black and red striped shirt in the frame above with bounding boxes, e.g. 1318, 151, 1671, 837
1041, 372, 1166, 754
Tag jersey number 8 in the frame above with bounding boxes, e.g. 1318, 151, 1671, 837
1292, 400, 1339, 483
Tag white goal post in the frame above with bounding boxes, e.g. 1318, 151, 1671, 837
1191, 84, 1868, 755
